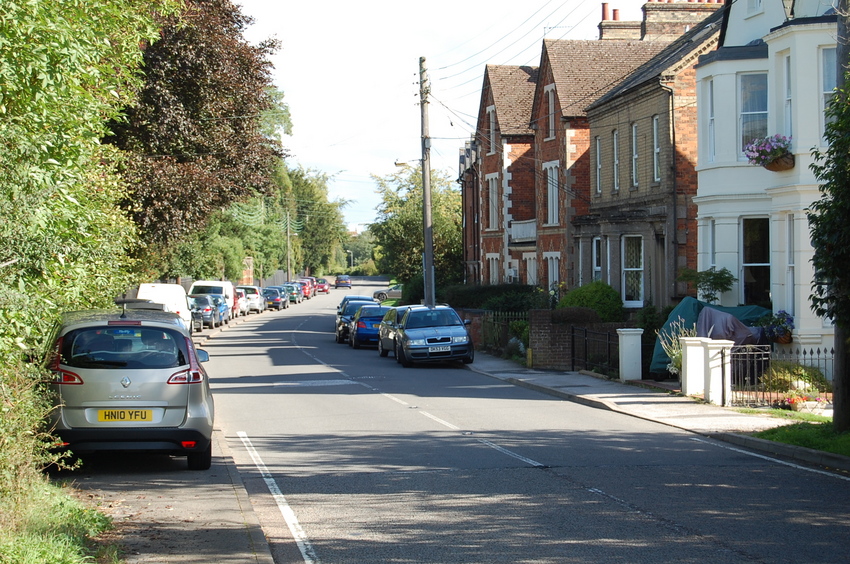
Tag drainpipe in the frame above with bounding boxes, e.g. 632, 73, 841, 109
660, 81, 679, 301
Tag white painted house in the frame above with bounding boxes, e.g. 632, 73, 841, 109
694, 0, 837, 350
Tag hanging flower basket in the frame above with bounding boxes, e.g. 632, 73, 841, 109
763, 152, 795, 172
775, 331, 793, 344
744, 135, 794, 170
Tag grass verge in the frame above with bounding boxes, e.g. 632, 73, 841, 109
0, 477, 118, 564
754, 421, 850, 458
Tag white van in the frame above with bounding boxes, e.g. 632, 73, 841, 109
188, 280, 235, 313
136, 283, 192, 330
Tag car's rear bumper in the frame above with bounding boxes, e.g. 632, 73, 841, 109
54, 427, 212, 454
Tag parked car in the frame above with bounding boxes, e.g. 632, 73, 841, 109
394, 305, 474, 367
295, 280, 312, 299
189, 280, 235, 315
235, 285, 265, 314
188, 301, 204, 333
233, 288, 248, 317
334, 274, 352, 289
305, 276, 319, 295
373, 283, 403, 302
348, 305, 392, 349
189, 294, 223, 329
315, 278, 330, 293
337, 294, 377, 315
265, 286, 291, 309
136, 283, 193, 330
208, 294, 230, 325
299, 278, 315, 298
263, 287, 286, 310
45, 301, 214, 470
377, 305, 413, 358
282, 283, 304, 304
335, 300, 374, 344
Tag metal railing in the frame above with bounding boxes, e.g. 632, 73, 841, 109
480, 311, 528, 352
728, 344, 834, 407
571, 326, 619, 378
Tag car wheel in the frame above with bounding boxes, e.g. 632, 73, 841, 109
378, 339, 389, 357
352, 335, 360, 349
335, 330, 343, 344
462, 347, 475, 365
376, 292, 388, 302
187, 442, 212, 471
397, 343, 412, 367
348, 334, 355, 348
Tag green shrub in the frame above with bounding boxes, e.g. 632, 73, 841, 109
509, 320, 530, 348
481, 291, 547, 312
556, 281, 624, 322
761, 361, 832, 393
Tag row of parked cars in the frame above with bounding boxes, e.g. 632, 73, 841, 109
334, 293, 474, 367
45, 276, 336, 472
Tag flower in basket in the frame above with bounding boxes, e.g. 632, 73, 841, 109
744, 134, 792, 166
755, 310, 795, 341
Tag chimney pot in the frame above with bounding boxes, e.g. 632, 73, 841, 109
613, 8, 620, 20
602, 3, 609, 21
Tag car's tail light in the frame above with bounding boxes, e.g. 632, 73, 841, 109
47, 337, 84, 384
168, 338, 204, 384
181, 441, 198, 449
357, 321, 367, 328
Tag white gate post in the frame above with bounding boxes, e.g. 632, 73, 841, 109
680, 337, 710, 396
617, 328, 644, 381
705, 340, 734, 406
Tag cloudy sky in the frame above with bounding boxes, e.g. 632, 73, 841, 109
235, 0, 645, 231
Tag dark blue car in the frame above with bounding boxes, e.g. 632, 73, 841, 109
348, 305, 392, 349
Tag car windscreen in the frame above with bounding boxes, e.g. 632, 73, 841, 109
405, 310, 462, 329
60, 327, 189, 369
192, 285, 224, 295
357, 306, 392, 319
343, 302, 372, 316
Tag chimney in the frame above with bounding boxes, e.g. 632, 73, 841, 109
641, 0, 723, 41
612, 8, 620, 20
598, 1, 641, 39
602, 3, 610, 20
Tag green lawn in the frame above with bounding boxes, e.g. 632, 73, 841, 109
754, 420, 850, 458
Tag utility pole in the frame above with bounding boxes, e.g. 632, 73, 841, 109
420, 56, 436, 308
286, 210, 292, 281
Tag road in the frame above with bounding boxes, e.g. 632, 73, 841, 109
60, 280, 850, 563
208, 281, 850, 563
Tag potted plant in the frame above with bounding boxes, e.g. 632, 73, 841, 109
755, 310, 795, 344
744, 134, 794, 171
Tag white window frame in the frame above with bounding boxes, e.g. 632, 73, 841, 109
622, 235, 644, 308
486, 253, 500, 285
486, 105, 496, 155
739, 72, 768, 154
631, 123, 639, 187
707, 80, 716, 163
592, 236, 603, 282
524, 253, 538, 286
783, 55, 792, 139
786, 214, 795, 316
543, 251, 560, 290
652, 115, 661, 181
741, 217, 771, 306
544, 160, 559, 225
544, 84, 556, 140
486, 173, 499, 229
595, 136, 602, 194
612, 129, 619, 191
822, 46, 837, 141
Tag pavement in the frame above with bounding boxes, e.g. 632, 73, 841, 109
160, 317, 849, 564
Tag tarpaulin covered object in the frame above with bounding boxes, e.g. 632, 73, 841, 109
649, 297, 771, 375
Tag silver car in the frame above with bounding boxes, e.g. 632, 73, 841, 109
373, 283, 403, 302
46, 302, 215, 470
394, 305, 474, 367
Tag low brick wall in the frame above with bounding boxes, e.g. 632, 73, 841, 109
528, 309, 628, 371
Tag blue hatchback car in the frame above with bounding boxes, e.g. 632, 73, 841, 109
348, 305, 392, 349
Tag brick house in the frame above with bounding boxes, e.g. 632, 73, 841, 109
463, 65, 538, 286
577, 6, 723, 310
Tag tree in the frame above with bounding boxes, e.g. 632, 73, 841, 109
370, 166, 462, 287
807, 1, 850, 432
283, 166, 347, 276
104, 0, 289, 272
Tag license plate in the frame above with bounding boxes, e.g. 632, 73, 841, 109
98, 409, 153, 422
429, 346, 451, 353
372, 323, 381, 328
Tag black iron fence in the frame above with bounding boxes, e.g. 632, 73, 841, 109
728, 344, 834, 407
480, 311, 528, 353
571, 326, 619, 378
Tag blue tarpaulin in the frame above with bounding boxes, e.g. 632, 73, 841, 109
649, 297, 771, 375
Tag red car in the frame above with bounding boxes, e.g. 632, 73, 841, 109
315, 278, 330, 293
299, 278, 315, 297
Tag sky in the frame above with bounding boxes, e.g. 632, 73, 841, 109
235, 0, 646, 232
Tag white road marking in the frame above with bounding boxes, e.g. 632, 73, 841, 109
238, 432, 319, 564
419, 410, 460, 430
475, 438, 546, 468
690, 437, 850, 481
